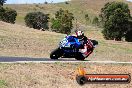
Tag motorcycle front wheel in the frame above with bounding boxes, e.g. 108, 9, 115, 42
50, 48, 63, 59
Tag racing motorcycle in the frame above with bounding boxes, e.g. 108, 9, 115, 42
50, 35, 98, 60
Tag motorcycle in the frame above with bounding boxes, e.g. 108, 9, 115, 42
50, 35, 98, 60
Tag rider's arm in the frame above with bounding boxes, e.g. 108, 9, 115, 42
79, 44, 87, 53
87, 38, 93, 49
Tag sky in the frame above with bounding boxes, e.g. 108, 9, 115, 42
5, 0, 132, 4
127, 0, 132, 2
6, 0, 70, 4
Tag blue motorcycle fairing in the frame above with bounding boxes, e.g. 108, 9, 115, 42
59, 35, 81, 49
59, 36, 82, 55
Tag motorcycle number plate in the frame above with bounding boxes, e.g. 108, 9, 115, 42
61, 38, 68, 47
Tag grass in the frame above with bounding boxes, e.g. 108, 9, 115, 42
0, 1, 132, 88
0, 80, 8, 88
0, 63, 131, 88
16, 15, 25, 26
4, 4, 61, 25
84, 29, 132, 62
0, 21, 132, 61
0, 21, 65, 58
4, 0, 132, 26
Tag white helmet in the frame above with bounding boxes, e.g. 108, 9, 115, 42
75, 30, 84, 38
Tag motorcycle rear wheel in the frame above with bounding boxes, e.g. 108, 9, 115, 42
75, 53, 85, 60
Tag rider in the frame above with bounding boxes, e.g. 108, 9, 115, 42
75, 30, 94, 57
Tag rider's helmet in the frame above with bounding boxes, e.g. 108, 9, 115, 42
75, 30, 84, 39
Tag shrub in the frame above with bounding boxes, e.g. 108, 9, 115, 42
0, 7, 17, 24
51, 8, 74, 34
100, 1, 131, 41
0, 0, 6, 6
65, 2, 69, 4
92, 16, 99, 26
125, 20, 132, 42
85, 14, 90, 24
44, 1, 48, 4
51, 18, 61, 32
0, 6, 5, 20
24, 12, 49, 30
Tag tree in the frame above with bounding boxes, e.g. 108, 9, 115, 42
2, 7, 17, 23
0, 6, 5, 20
125, 19, 132, 42
0, 7, 17, 24
65, 1, 69, 4
24, 12, 49, 30
0, 0, 17, 24
44, 1, 48, 4
51, 18, 61, 32
0, 0, 6, 6
51, 8, 74, 34
100, 1, 131, 41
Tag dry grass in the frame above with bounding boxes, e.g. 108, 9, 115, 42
4, 0, 132, 25
0, 21, 65, 58
0, 1, 132, 88
0, 63, 132, 88
84, 29, 132, 62
0, 21, 132, 61
71, 0, 132, 15
4, 4, 61, 25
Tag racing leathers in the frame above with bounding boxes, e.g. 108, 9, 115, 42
78, 36, 94, 58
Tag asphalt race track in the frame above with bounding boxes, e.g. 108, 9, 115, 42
0, 56, 132, 64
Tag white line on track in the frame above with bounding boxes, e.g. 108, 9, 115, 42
0, 61, 132, 64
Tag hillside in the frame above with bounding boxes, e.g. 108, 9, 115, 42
0, 21, 65, 58
70, 0, 132, 15
0, 0, 132, 61
0, 21, 132, 61
0, 1, 132, 88
4, 0, 132, 25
